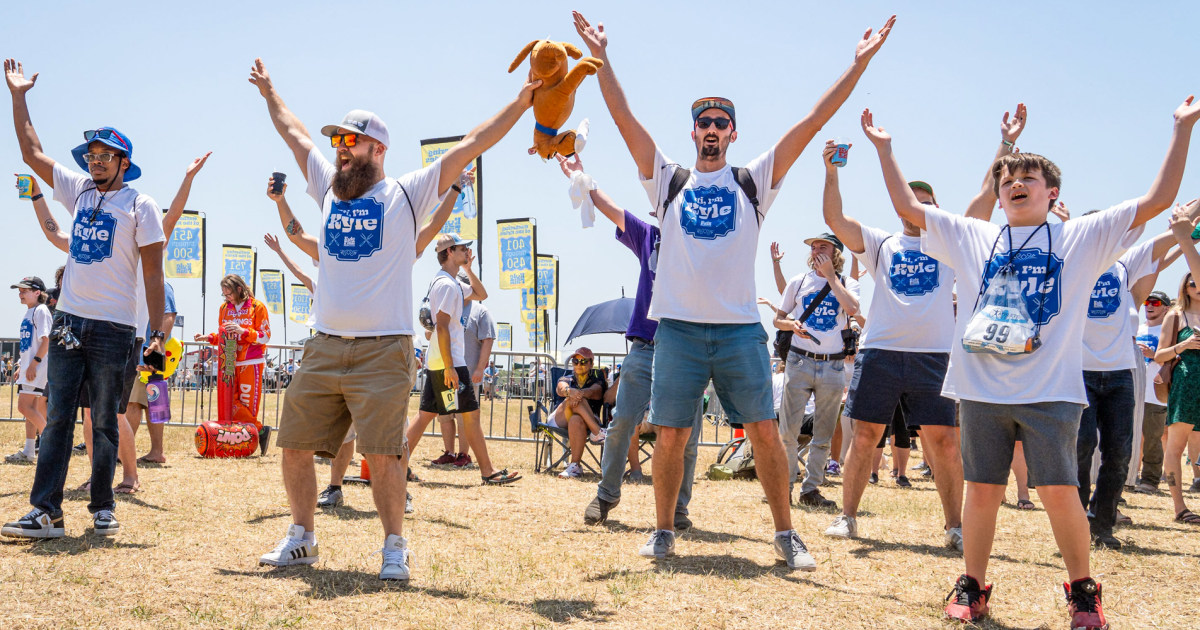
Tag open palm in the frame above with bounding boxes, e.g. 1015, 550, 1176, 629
854, 15, 896, 64
860, 108, 891, 146
4, 59, 37, 94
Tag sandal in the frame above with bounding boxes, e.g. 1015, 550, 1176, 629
115, 481, 140, 495
406, 467, 421, 483
136, 455, 166, 466
1175, 509, 1200, 525
482, 469, 522, 485
1016, 499, 1035, 511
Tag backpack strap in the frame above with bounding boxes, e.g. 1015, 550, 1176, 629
873, 235, 893, 272
323, 179, 419, 238
663, 167, 691, 215
662, 166, 763, 227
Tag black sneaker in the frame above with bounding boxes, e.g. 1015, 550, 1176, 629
258, 426, 272, 456
72, 442, 86, 455
869, 473, 879, 484
944, 574, 992, 622
583, 495, 619, 525
1064, 577, 1108, 629
316, 485, 344, 509
674, 511, 692, 532
2, 508, 65, 539
92, 510, 119, 536
896, 475, 912, 488
797, 489, 838, 509
1091, 530, 1122, 550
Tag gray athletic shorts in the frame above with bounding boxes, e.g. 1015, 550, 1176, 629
959, 399, 1083, 487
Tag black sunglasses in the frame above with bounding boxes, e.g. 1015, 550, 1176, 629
695, 117, 731, 130
570, 358, 593, 366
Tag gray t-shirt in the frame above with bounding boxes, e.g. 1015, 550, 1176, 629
462, 300, 496, 376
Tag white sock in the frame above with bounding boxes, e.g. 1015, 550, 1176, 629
302, 532, 315, 542
775, 530, 793, 538
23, 438, 36, 456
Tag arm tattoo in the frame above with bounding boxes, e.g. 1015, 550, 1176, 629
44, 219, 57, 232
285, 218, 302, 236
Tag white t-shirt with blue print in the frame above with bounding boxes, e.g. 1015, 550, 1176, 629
1082, 239, 1156, 371
922, 200, 1142, 405
640, 146, 782, 324
305, 147, 444, 336
781, 270, 860, 355
17, 304, 52, 388
425, 271, 474, 370
857, 226, 956, 353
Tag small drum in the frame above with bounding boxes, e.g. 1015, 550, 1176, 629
195, 421, 259, 458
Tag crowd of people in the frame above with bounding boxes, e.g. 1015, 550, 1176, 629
1, 10, 1198, 628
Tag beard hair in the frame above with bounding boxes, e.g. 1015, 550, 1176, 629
699, 144, 722, 159
332, 155, 381, 199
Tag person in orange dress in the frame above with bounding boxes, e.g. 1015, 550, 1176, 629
195, 274, 271, 436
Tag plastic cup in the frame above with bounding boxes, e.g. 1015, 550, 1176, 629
16, 174, 33, 199
831, 143, 850, 168
271, 171, 286, 194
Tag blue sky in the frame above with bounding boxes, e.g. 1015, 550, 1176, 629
2, 1, 1198, 357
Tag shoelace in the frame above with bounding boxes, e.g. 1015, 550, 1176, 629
1067, 586, 1099, 613
375, 546, 414, 565
945, 582, 982, 605
650, 531, 672, 548
95, 510, 114, 522
783, 532, 808, 553
22, 508, 45, 522
272, 536, 306, 554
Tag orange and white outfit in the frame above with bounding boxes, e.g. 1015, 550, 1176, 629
202, 298, 270, 429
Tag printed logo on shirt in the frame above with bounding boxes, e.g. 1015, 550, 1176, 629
324, 197, 384, 261
1087, 271, 1123, 319
69, 209, 117, 265
981, 248, 1064, 326
888, 250, 941, 297
679, 186, 737, 240
800, 291, 841, 332
19, 319, 33, 354
1137, 333, 1159, 364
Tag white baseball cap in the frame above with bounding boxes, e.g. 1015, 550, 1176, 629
320, 109, 390, 148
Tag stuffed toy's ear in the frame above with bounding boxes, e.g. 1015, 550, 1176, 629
508, 40, 539, 73
563, 43, 583, 59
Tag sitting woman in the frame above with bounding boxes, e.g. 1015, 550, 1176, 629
553, 347, 608, 478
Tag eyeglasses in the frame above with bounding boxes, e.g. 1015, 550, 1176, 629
1145, 298, 1165, 307
695, 117, 731, 130
330, 133, 361, 148
83, 152, 120, 164
570, 358, 592, 366
83, 129, 130, 151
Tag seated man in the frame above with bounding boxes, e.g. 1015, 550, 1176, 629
551, 347, 608, 478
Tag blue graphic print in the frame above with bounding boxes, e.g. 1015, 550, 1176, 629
19, 318, 33, 354
1087, 271, 1123, 319
679, 185, 737, 240
1136, 332, 1159, 364
888, 250, 941, 297
800, 291, 841, 332
982, 248, 1064, 326
324, 197, 384, 261
69, 209, 117, 265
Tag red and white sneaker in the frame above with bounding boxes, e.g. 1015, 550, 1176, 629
944, 574, 992, 623
431, 451, 457, 466
1064, 578, 1109, 630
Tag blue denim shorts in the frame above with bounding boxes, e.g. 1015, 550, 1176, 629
844, 348, 956, 427
649, 319, 774, 428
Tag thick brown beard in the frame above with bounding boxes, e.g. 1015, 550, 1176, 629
332, 156, 381, 199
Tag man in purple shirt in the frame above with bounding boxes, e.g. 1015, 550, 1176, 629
558, 156, 703, 529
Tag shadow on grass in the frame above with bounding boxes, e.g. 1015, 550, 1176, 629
246, 511, 290, 524
114, 494, 167, 511
418, 515, 470, 530
0, 491, 22, 499
5, 536, 157, 556
1111, 538, 1194, 558
1121, 520, 1183, 533
220, 567, 474, 599
528, 598, 613, 624
325, 506, 380, 521
416, 481, 477, 490
569, 521, 762, 545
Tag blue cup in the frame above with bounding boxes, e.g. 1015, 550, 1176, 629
831, 144, 850, 168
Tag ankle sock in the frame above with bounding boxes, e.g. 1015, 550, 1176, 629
24, 438, 36, 456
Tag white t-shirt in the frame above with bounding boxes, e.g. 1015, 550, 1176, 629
425, 270, 474, 370
1082, 240, 1157, 371
781, 271, 860, 355
305, 147, 444, 336
858, 226, 956, 352
52, 163, 165, 327
640, 146, 782, 323
1137, 321, 1164, 407
18, 304, 52, 388
921, 200, 1142, 405
771, 371, 786, 411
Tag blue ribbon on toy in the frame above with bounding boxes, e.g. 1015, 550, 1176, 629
535, 122, 560, 136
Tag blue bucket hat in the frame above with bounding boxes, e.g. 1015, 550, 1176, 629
71, 127, 141, 182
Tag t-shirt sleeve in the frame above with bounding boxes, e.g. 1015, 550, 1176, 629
743, 146, 781, 218
134, 194, 166, 247
34, 306, 51, 340
428, 277, 460, 318
396, 162, 447, 228
305, 147, 337, 208
780, 277, 801, 313
616, 210, 648, 255
858, 225, 891, 278
163, 283, 177, 314
921, 207, 998, 273
1064, 199, 1142, 274
1119, 238, 1158, 284
639, 146, 674, 225
846, 276, 861, 299
478, 307, 496, 340
51, 162, 92, 215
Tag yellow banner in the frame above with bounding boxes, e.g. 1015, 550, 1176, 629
165, 212, 203, 279
497, 219, 535, 289
497, 323, 512, 350
289, 284, 312, 325
537, 255, 557, 310
260, 270, 284, 315
222, 245, 256, 291
420, 136, 481, 241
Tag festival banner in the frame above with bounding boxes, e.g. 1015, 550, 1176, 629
497, 323, 512, 350
528, 311, 547, 350
521, 287, 537, 311
497, 219, 535, 289
419, 136, 482, 243
222, 244, 256, 291
537, 254, 558, 310
165, 211, 204, 279
288, 284, 312, 325
260, 269, 285, 315
520, 307, 539, 331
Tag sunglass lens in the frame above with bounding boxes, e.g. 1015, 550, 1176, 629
345, 133, 357, 147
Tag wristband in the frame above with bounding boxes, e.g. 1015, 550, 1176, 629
33, 356, 42, 363
451, 184, 462, 195
1002, 140, 1014, 147
149, 330, 166, 341
30, 193, 43, 201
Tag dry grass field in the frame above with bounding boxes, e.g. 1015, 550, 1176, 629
0, 415, 1196, 629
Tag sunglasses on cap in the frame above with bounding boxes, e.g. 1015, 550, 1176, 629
695, 117, 731, 130
569, 358, 593, 366
1145, 298, 1165, 307
83, 152, 121, 164
330, 133, 362, 148
83, 128, 130, 151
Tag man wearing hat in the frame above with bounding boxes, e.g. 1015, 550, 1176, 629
571, 10, 894, 568
249, 57, 537, 580
774, 231, 860, 510
2, 60, 167, 540
6, 277, 51, 465
1136, 289, 1173, 493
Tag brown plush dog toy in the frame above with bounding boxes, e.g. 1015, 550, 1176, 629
508, 39, 603, 159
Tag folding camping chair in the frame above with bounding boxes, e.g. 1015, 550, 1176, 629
526, 366, 603, 474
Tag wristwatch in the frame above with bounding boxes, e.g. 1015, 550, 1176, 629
149, 330, 166, 340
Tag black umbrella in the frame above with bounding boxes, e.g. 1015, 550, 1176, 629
565, 297, 635, 345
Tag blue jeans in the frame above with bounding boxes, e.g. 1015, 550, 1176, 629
31, 312, 134, 515
779, 353, 845, 494
596, 339, 701, 514
1077, 369, 1135, 534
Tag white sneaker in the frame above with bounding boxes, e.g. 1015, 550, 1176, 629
5, 450, 35, 464
638, 529, 676, 559
944, 526, 963, 552
589, 429, 607, 444
558, 462, 583, 478
2, 508, 64, 538
259, 524, 318, 566
774, 530, 817, 571
379, 534, 413, 581
405, 492, 414, 514
825, 514, 858, 539
93, 510, 119, 536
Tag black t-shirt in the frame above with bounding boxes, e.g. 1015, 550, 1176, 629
46, 287, 60, 314
558, 369, 607, 416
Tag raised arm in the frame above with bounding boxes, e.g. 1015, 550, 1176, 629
266, 178, 319, 260
24, 176, 68, 253
573, 11, 656, 179
556, 154, 625, 230
248, 58, 316, 180
861, 109, 926, 230
461, 249, 488, 302
163, 152, 211, 241
770, 16, 895, 188
1131, 97, 1200, 228
965, 104, 1026, 220
820, 141, 865, 254
263, 233, 314, 292
437, 78, 540, 196
417, 170, 474, 254
770, 243, 787, 294
6, 60, 54, 184
1169, 204, 1200, 285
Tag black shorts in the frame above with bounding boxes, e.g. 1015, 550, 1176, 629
119, 337, 143, 410
419, 367, 479, 415
876, 407, 912, 449
844, 348, 956, 427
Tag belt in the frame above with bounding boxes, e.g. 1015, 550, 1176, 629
793, 348, 845, 362
628, 336, 654, 346
317, 332, 405, 342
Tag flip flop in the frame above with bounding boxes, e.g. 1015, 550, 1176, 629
482, 469, 522, 485
1016, 499, 1036, 510
115, 481, 140, 494
76, 480, 91, 492
136, 455, 166, 466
